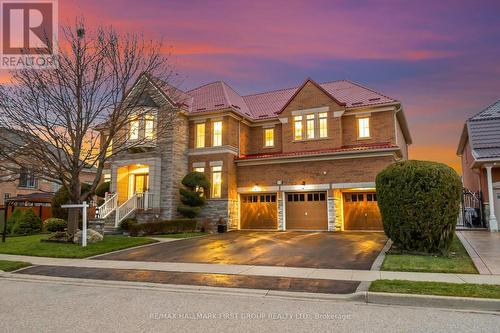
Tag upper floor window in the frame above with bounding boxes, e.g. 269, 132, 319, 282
145, 115, 155, 140
194, 167, 205, 173
319, 112, 328, 138
358, 117, 370, 138
19, 168, 36, 188
128, 116, 139, 140
212, 121, 222, 147
306, 114, 315, 139
211, 166, 222, 198
264, 128, 274, 147
294, 116, 303, 140
196, 123, 205, 148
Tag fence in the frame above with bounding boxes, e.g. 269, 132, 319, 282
458, 189, 485, 228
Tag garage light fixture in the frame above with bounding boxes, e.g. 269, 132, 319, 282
252, 184, 261, 192
301, 181, 306, 190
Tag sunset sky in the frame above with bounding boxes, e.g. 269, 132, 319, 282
6, 0, 500, 171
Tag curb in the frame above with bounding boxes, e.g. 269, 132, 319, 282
1, 271, 499, 312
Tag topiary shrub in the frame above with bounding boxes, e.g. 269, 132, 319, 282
177, 172, 210, 218
11, 209, 42, 235
6, 209, 24, 234
128, 219, 197, 236
52, 183, 92, 219
44, 218, 67, 232
95, 181, 110, 198
376, 160, 462, 254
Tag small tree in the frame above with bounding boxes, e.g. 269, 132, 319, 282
177, 172, 210, 218
376, 160, 462, 254
52, 183, 92, 219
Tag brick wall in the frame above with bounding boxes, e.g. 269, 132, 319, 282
341, 111, 396, 146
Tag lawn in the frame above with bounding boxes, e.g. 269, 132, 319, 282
0, 260, 31, 272
370, 279, 500, 299
381, 237, 478, 274
0, 234, 157, 258
154, 232, 207, 239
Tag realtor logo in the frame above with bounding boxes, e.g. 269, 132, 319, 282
1, 0, 58, 68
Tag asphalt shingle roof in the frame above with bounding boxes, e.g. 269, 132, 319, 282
466, 100, 500, 160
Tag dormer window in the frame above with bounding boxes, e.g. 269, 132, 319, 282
358, 117, 370, 138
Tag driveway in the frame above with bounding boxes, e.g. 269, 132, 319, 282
95, 231, 387, 270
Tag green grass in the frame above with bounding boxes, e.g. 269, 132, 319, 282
370, 279, 500, 299
154, 232, 207, 239
0, 260, 31, 272
381, 237, 478, 274
0, 234, 157, 258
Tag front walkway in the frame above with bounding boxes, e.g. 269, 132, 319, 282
2, 253, 500, 285
457, 231, 500, 274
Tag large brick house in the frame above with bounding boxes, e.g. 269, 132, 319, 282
457, 100, 500, 232
102, 74, 411, 231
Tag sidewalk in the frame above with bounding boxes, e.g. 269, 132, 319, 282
2, 253, 500, 285
457, 230, 500, 275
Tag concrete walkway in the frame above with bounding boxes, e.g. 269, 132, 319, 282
2, 253, 500, 285
457, 230, 500, 275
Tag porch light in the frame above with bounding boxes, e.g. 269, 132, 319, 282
252, 184, 261, 192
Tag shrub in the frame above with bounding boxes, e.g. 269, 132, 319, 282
177, 172, 209, 218
52, 183, 92, 219
375, 160, 462, 254
129, 219, 196, 236
44, 218, 67, 232
11, 209, 42, 235
95, 181, 110, 198
6, 209, 24, 234
119, 218, 137, 231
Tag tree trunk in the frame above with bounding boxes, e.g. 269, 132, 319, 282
67, 180, 81, 237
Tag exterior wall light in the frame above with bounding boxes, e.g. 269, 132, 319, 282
301, 181, 306, 190
252, 184, 261, 192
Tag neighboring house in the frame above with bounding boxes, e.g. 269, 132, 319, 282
103, 74, 411, 231
457, 100, 500, 232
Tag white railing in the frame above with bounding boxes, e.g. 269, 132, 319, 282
96, 193, 117, 219
114, 191, 160, 227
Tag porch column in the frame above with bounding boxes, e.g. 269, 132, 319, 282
485, 165, 498, 232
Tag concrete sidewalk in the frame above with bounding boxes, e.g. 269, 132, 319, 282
457, 231, 500, 275
2, 253, 500, 285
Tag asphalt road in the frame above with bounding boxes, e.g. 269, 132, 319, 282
0, 277, 499, 333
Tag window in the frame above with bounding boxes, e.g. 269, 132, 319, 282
319, 112, 328, 138
264, 128, 274, 147
103, 173, 111, 182
306, 114, 315, 139
19, 168, 36, 188
212, 121, 222, 147
358, 117, 370, 138
211, 166, 222, 198
128, 116, 139, 140
194, 167, 205, 173
145, 115, 155, 140
196, 123, 205, 148
294, 116, 303, 140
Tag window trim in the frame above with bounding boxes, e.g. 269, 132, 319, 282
18, 168, 37, 189
358, 117, 371, 139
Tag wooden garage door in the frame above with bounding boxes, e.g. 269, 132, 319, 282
343, 192, 383, 230
286, 192, 327, 230
240, 193, 277, 229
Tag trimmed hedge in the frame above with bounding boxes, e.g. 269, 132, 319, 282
119, 218, 137, 231
129, 219, 197, 236
44, 218, 67, 232
376, 160, 462, 254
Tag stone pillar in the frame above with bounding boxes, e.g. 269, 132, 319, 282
278, 191, 285, 230
327, 190, 335, 231
486, 165, 498, 232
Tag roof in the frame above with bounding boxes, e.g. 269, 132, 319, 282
149, 76, 398, 120
235, 142, 398, 161
6, 192, 54, 203
457, 100, 500, 160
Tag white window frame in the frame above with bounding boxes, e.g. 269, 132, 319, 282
358, 117, 370, 139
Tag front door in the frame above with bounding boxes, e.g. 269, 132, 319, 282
134, 174, 149, 194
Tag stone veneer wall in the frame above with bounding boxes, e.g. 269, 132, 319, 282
332, 189, 343, 231
199, 199, 229, 231
277, 193, 284, 230
327, 194, 335, 231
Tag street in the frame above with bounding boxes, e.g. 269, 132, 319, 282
0, 276, 498, 333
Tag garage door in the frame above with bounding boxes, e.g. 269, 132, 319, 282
240, 193, 277, 229
285, 192, 327, 230
343, 192, 383, 230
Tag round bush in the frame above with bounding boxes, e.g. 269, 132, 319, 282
95, 181, 110, 198
44, 218, 67, 232
11, 209, 42, 235
375, 160, 462, 254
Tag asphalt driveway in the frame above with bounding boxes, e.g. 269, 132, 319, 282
95, 231, 387, 270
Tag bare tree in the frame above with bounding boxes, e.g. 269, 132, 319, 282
0, 19, 182, 235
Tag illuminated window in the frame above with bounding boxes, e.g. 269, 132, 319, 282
294, 116, 302, 140
358, 118, 370, 138
128, 116, 139, 140
103, 173, 111, 182
196, 123, 205, 148
319, 112, 328, 138
264, 128, 274, 147
105, 138, 113, 157
212, 121, 222, 146
306, 114, 315, 139
194, 167, 205, 173
145, 115, 155, 140
211, 166, 222, 198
